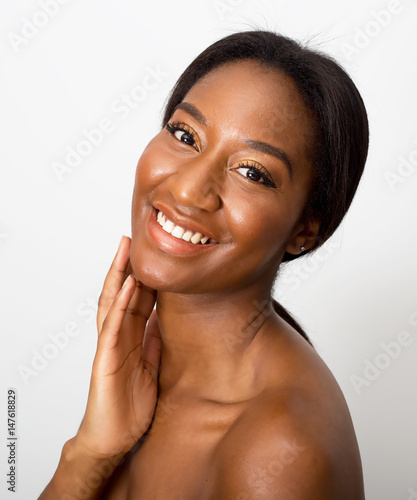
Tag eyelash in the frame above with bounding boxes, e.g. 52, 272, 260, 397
166, 121, 198, 150
235, 160, 277, 188
165, 121, 277, 189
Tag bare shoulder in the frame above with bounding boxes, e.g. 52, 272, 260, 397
212, 389, 365, 499
212, 322, 365, 499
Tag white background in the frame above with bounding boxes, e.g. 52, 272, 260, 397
1, 0, 416, 498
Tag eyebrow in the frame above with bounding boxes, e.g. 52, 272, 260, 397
173, 101, 293, 179
243, 139, 294, 179
173, 102, 208, 126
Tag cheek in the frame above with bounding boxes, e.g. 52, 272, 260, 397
133, 133, 176, 192
229, 198, 295, 250
134, 147, 162, 193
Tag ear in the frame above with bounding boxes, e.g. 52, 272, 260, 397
285, 218, 320, 255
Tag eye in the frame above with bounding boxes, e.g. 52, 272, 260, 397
233, 160, 277, 188
166, 122, 199, 151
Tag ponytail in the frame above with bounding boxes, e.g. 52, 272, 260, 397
272, 299, 313, 347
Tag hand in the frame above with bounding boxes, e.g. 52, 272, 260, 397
75, 235, 161, 459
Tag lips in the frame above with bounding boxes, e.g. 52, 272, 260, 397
146, 204, 218, 256
153, 204, 218, 244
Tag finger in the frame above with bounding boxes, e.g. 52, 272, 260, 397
125, 260, 134, 277
97, 236, 131, 334
125, 281, 157, 319
97, 274, 137, 348
142, 308, 162, 384
122, 283, 157, 347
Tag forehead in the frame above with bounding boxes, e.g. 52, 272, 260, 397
182, 60, 316, 161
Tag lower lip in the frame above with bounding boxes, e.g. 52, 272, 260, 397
147, 208, 218, 256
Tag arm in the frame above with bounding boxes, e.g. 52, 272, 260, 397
38, 236, 162, 499
215, 436, 331, 500
213, 414, 364, 500
38, 436, 125, 500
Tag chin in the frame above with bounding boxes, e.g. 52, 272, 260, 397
129, 256, 178, 292
130, 255, 213, 295
129, 229, 187, 293
130, 258, 161, 289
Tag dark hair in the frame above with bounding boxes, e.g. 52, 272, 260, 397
161, 30, 369, 345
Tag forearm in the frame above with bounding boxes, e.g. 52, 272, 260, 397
38, 436, 124, 500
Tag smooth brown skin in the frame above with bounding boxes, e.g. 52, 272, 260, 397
39, 61, 365, 500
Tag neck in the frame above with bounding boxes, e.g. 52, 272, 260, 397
155, 285, 278, 404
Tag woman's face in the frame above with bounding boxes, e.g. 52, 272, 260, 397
130, 60, 317, 294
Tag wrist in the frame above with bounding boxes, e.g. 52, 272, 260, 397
64, 435, 125, 470
38, 436, 124, 500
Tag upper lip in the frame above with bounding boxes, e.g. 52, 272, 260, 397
153, 203, 219, 243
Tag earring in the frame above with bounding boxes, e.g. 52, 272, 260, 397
300, 246, 306, 252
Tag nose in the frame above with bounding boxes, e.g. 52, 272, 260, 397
165, 154, 222, 212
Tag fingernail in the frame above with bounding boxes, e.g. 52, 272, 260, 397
118, 235, 125, 251
122, 274, 132, 288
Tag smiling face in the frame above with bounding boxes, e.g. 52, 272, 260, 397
130, 60, 319, 295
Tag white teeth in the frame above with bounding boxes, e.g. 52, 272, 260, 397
157, 210, 167, 225
191, 232, 203, 244
162, 220, 174, 233
181, 230, 193, 242
156, 210, 212, 245
171, 225, 185, 238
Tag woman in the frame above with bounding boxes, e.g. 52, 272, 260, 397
39, 30, 368, 499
